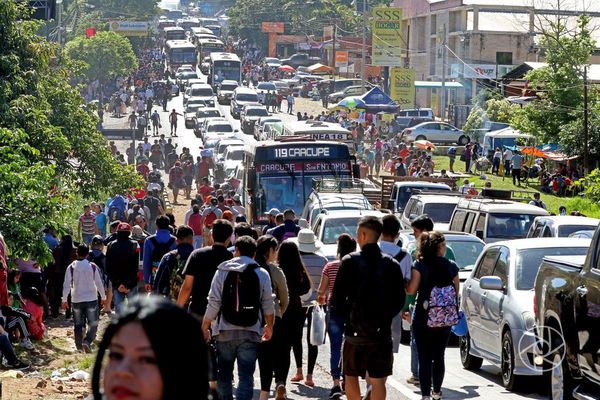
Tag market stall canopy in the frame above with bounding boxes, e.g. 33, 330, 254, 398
306, 63, 334, 74
359, 86, 399, 113
337, 96, 366, 110
521, 145, 577, 162
278, 65, 295, 72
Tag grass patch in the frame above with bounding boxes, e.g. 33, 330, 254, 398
430, 155, 600, 216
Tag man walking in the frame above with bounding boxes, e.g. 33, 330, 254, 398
153, 225, 195, 300
169, 109, 183, 137
271, 209, 300, 242
105, 223, 140, 310
78, 205, 98, 246
202, 236, 275, 400
143, 215, 177, 292
151, 109, 161, 136
62, 244, 106, 352
511, 151, 524, 186
331, 216, 405, 400
286, 93, 294, 114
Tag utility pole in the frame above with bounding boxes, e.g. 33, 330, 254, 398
584, 65, 589, 174
56, 0, 63, 46
332, 22, 337, 86
440, 24, 447, 122
361, 0, 367, 91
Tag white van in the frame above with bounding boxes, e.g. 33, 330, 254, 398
448, 198, 549, 243
397, 108, 434, 120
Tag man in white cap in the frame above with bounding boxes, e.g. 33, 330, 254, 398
262, 208, 280, 235
231, 194, 246, 218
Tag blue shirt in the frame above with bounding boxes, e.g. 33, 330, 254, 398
142, 229, 177, 284
95, 213, 108, 235
512, 154, 523, 169
271, 220, 300, 243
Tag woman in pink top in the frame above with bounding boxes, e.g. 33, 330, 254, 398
22, 287, 45, 340
317, 233, 357, 398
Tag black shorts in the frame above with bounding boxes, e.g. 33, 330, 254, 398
342, 340, 393, 379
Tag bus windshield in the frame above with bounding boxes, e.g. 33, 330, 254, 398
166, 31, 185, 41
213, 61, 241, 84
171, 48, 196, 63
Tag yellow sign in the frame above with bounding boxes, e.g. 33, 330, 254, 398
371, 7, 402, 66
390, 67, 415, 108
382, 113, 394, 122
109, 21, 150, 37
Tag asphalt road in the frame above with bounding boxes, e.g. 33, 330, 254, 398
104, 73, 548, 400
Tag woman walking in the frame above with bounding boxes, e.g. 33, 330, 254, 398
407, 231, 459, 400
317, 233, 357, 398
276, 241, 312, 397
256, 236, 289, 400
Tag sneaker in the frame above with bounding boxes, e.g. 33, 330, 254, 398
406, 375, 420, 385
82, 342, 92, 353
20, 338, 34, 350
6, 360, 30, 370
432, 392, 443, 400
329, 385, 343, 399
275, 384, 287, 400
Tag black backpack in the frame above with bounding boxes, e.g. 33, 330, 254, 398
221, 263, 261, 327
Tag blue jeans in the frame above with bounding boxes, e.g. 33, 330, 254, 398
216, 339, 258, 400
410, 305, 419, 377
327, 309, 345, 380
0, 333, 19, 364
72, 300, 99, 349
113, 286, 139, 311
82, 233, 95, 246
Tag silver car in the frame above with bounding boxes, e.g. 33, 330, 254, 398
460, 238, 591, 391
401, 121, 469, 145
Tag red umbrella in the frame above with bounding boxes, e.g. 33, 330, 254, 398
279, 65, 295, 72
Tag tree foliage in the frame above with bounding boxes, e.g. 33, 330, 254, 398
463, 98, 518, 140
65, 31, 138, 84
0, 2, 141, 264
510, 15, 595, 143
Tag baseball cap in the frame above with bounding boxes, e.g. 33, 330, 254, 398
265, 208, 280, 217
233, 194, 241, 202
117, 222, 131, 232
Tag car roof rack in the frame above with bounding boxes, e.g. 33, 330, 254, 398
310, 178, 370, 213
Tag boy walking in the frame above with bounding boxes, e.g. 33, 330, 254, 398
62, 244, 106, 352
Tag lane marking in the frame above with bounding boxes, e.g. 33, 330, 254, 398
386, 376, 422, 400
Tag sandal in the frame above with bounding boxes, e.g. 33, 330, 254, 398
290, 373, 304, 382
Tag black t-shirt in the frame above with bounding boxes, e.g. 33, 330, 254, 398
182, 244, 233, 316
412, 256, 459, 326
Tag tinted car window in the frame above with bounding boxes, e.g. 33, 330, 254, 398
191, 87, 214, 96
236, 93, 259, 102
450, 210, 467, 231
493, 247, 509, 286
475, 248, 500, 279
423, 203, 457, 224
515, 247, 589, 290
447, 240, 485, 269
558, 224, 598, 237
487, 213, 537, 240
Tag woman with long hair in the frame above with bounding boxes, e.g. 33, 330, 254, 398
255, 235, 289, 400
275, 241, 312, 399
407, 231, 459, 400
317, 233, 357, 398
91, 296, 208, 400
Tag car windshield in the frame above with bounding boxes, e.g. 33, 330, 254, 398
237, 93, 258, 102
198, 110, 221, 118
220, 84, 237, 91
423, 203, 457, 224
208, 124, 233, 132
246, 108, 269, 116
191, 88, 213, 96
186, 105, 204, 113
487, 213, 538, 239
396, 187, 449, 210
322, 217, 360, 244
226, 151, 244, 161
558, 224, 598, 237
181, 72, 198, 79
446, 240, 484, 269
515, 247, 589, 290
258, 84, 276, 90
219, 144, 242, 155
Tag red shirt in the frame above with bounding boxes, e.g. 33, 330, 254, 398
321, 260, 341, 304
198, 184, 214, 200
23, 301, 45, 340
136, 163, 150, 179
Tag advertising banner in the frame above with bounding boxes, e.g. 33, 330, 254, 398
390, 67, 415, 108
371, 7, 402, 66
335, 51, 349, 68
109, 21, 149, 37
261, 22, 285, 33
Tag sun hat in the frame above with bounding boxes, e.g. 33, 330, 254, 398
286, 228, 322, 253
131, 225, 146, 240
298, 218, 310, 229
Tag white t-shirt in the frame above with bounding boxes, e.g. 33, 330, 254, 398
380, 240, 412, 281
503, 149, 513, 161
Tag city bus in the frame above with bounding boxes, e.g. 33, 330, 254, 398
282, 120, 355, 153
164, 40, 197, 77
242, 139, 356, 224
197, 37, 225, 59
162, 26, 185, 47
177, 18, 201, 32
205, 24, 222, 37
189, 27, 216, 45
208, 52, 241, 88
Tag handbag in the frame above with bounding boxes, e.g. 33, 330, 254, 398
460, 153, 466, 161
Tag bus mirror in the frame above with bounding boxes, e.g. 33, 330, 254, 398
248, 168, 256, 188
352, 164, 361, 179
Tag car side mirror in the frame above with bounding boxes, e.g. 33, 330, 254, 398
480, 276, 504, 291
234, 129, 239, 132
475, 230, 484, 239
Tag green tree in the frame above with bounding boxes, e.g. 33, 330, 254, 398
65, 31, 138, 94
0, 2, 141, 263
510, 14, 595, 142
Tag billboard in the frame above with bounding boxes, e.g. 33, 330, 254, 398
335, 51, 349, 68
261, 22, 284, 33
390, 67, 415, 108
371, 7, 402, 66
109, 21, 150, 37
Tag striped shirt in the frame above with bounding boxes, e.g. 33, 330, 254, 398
80, 213, 96, 235
300, 252, 328, 306
321, 260, 341, 304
